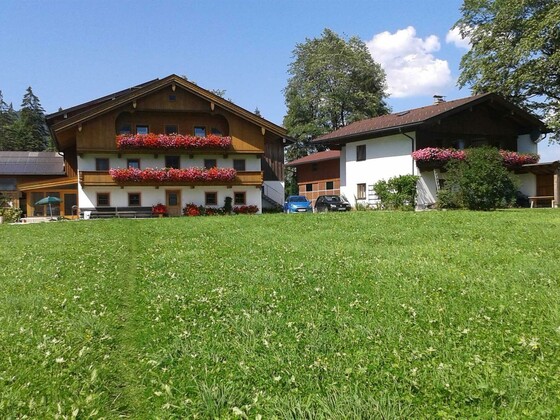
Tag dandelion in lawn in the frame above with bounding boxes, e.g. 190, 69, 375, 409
55, 357, 65, 363
529, 337, 540, 350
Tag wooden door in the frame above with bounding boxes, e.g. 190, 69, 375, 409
166, 190, 182, 216
536, 174, 553, 196
64, 193, 78, 219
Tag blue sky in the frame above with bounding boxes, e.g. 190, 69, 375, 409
1, 0, 558, 160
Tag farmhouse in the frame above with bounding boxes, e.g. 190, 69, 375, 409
0, 151, 77, 218
286, 150, 341, 204
310, 93, 559, 208
43, 74, 289, 218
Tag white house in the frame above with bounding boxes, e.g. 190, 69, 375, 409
314, 93, 558, 208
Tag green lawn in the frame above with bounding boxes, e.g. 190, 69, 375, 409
1, 210, 559, 418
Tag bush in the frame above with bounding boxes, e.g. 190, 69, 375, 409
373, 175, 420, 210
438, 147, 518, 211
0, 206, 22, 223
0, 196, 22, 223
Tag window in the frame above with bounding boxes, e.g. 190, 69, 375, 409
118, 124, 131, 134
128, 193, 141, 206
194, 126, 206, 137
95, 158, 109, 171
233, 159, 246, 171
326, 181, 334, 190
165, 155, 180, 169
97, 193, 110, 207
127, 159, 140, 169
136, 125, 149, 135
167, 191, 179, 206
234, 192, 246, 205
357, 145, 366, 161
306, 183, 313, 192
165, 125, 178, 135
205, 192, 218, 206
357, 183, 366, 199
312, 163, 318, 172
168, 94, 176, 102
204, 159, 217, 169
211, 127, 222, 135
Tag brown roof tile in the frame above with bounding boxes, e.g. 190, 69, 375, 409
286, 150, 340, 166
315, 93, 494, 143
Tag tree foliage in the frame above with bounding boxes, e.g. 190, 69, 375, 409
284, 29, 389, 160
454, 0, 560, 140
437, 147, 518, 211
0, 87, 52, 151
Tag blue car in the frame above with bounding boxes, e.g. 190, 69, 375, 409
283, 195, 313, 213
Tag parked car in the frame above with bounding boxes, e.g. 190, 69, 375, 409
314, 195, 352, 212
283, 195, 313, 213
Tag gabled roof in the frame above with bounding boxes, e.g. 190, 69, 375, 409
315, 93, 548, 145
286, 150, 340, 167
0, 152, 65, 175
47, 74, 288, 142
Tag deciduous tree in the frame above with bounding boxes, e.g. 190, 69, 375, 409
454, 0, 560, 140
284, 29, 389, 160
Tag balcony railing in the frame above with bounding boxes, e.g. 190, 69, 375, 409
79, 170, 263, 187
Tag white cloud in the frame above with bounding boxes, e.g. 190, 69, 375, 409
367, 26, 452, 98
446, 27, 471, 50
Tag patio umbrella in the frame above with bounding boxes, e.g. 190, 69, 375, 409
35, 196, 61, 219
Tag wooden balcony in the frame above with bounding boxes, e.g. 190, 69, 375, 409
79, 170, 263, 187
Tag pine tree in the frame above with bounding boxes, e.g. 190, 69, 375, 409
18, 87, 50, 151
0, 91, 18, 150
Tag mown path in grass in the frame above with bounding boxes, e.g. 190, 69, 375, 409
0, 210, 559, 418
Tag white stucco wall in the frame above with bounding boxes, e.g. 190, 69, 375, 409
341, 133, 415, 205
417, 170, 438, 208
263, 180, 284, 207
517, 173, 536, 197
517, 134, 538, 154
78, 154, 261, 171
77, 154, 264, 212
80, 185, 262, 211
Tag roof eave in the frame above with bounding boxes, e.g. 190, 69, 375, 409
314, 122, 422, 145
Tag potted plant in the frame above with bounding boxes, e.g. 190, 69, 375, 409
151, 203, 167, 217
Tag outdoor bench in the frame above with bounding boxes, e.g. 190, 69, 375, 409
528, 196, 555, 208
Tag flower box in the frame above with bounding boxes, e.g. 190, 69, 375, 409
109, 167, 237, 183
116, 133, 232, 150
412, 147, 539, 170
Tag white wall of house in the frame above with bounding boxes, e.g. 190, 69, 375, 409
79, 185, 262, 211
262, 180, 284, 207
341, 133, 415, 206
517, 173, 536, 197
77, 154, 264, 212
78, 154, 261, 171
417, 169, 438, 208
517, 134, 538, 155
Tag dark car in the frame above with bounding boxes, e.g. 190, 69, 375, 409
314, 195, 352, 212
283, 195, 313, 213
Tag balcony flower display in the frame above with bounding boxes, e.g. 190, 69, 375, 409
116, 133, 232, 150
411, 148, 466, 166
499, 150, 540, 168
151, 203, 167, 216
412, 147, 539, 170
109, 167, 237, 183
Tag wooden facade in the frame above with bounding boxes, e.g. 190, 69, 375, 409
287, 151, 341, 205
46, 75, 289, 214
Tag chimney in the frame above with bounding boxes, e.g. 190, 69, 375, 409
433, 95, 446, 104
